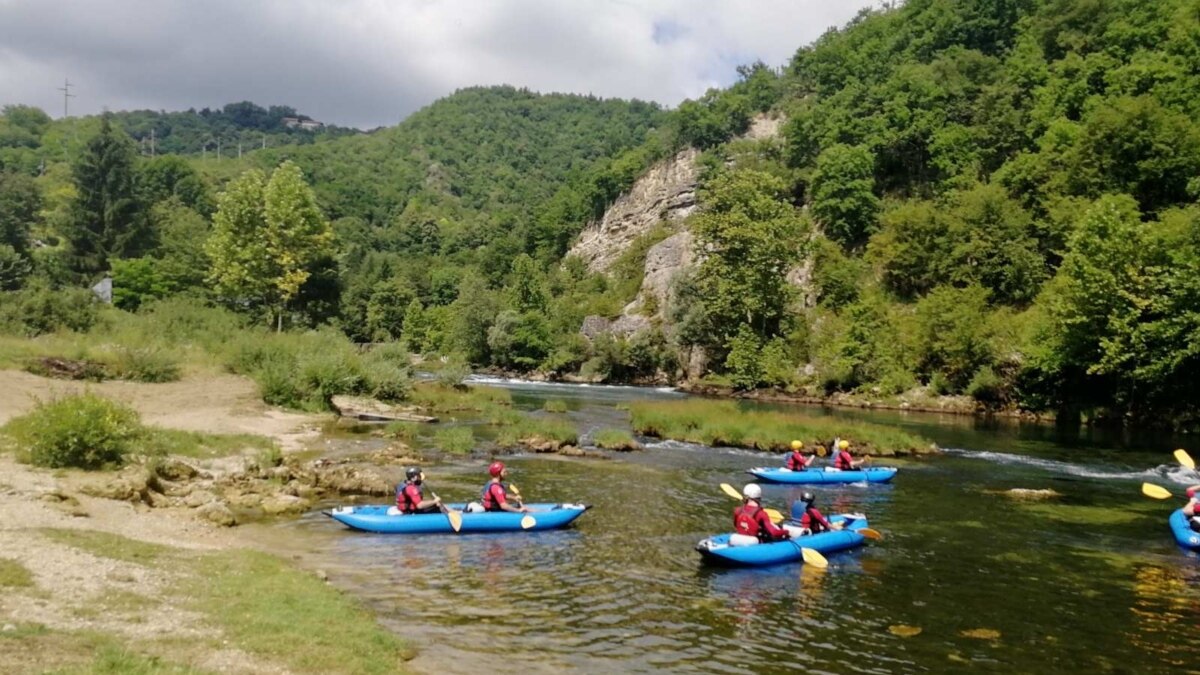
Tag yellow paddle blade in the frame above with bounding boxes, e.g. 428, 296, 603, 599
765, 508, 784, 524
720, 483, 743, 501
508, 482, 522, 496
856, 527, 882, 540
1175, 449, 1195, 470
801, 547, 828, 569
1142, 483, 1172, 500
520, 515, 536, 529
447, 510, 463, 533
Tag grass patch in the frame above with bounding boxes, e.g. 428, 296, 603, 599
433, 426, 475, 454
39, 529, 173, 565
0, 624, 195, 675
381, 421, 419, 443
628, 400, 932, 454
495, 416, 578, 447
592, 428, 638, 450
407, 382, 511, 413
0, 558, 34, 588
543, 399, 568, 413
187, 550, 412, 674
4, 393, 142, 469
1017, 503, 1145, 526
143, 428, 276, 460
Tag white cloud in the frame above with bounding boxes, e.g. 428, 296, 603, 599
0, 0, 876, 128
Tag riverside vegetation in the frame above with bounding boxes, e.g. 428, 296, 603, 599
4, 0, 1200, 435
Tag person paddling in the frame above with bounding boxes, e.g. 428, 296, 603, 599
731, 483, 791, 545
396, 467, 447, 514
792, 492, 843, 534
831, 439, 865, 470
784, 440, 814, 471
1185, 485, 1200, 531
482, 461, 530, 513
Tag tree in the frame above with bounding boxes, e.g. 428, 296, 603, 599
63, 115, 146, 275
206, 161, 334, 329
0, 171, 40, 254
0, 244, 30, 290
401, 298, 429, 352
137, 155, 212, 214
691, 169, 805, 350
365, 278, 415, 341
810, 144, 880, 248
486, 310, 551, 370
508, 253, 548, 312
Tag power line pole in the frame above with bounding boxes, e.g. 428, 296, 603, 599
56, 78, 75, 117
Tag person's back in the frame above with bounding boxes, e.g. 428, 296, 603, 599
396, 467, 442, 514
792, 492, 840, 534
732, 483, 789, 544
785, 440, 812, 471
481, 461, 528, 513
832, 439, 858, 470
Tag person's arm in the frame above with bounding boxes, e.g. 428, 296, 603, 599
812, 507, 841, 530
491, 484, 527, 513
1186, 486, 1200, 516
413, 486, 441, 510
758, 510, 789, 538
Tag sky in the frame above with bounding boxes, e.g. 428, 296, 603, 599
0, 0, 878, 129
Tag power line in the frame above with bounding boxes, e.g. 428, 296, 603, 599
56, 78, 75, 117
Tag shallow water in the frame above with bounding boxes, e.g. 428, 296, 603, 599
276, 382, 1200, 674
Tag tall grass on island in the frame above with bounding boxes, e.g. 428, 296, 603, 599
630, 400, 933, 456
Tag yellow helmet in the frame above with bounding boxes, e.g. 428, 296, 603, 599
790, 440, 803, 451
838, 440, 850, 450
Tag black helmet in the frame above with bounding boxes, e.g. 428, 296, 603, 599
801, 491, 815, 504
405, 467, 422, 481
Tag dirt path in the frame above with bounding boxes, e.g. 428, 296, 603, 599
0, 369, 323, 451
0, 369, 329, 672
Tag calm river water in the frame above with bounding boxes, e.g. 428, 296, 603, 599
273, 380, 1200, 674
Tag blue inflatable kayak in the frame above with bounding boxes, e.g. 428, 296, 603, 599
747, 466, 898, 484
1169, 509, 1200, 550
324, 503, 590, 534
695, 515, 870, 567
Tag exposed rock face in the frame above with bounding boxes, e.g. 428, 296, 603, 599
623, 230, 696, 318
568, 147, 701, 273
743, 114, 786, 140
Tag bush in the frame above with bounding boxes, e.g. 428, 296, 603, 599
967, 366, 1006, 404
106, 346, 182, 383
433, 426, 474, 454
0, 284, 99, 337
382, 422, 419, 443
365, 362, 411, 401
436, 357, 470, 388
4, 393, 142, 469
543, 399, 568, 413
592, 428, 639, 450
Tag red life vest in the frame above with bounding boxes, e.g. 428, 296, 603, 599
396, 482, 423, 513
799, 505, 831, 533
786, 452, 809, 471
481, 481, 507, 511
834, 450, 854, 470
734, 504, 764, 537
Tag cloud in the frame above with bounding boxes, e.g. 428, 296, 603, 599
0, 0, 876, 128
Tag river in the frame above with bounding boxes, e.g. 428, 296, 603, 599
271, 379, 1200, 674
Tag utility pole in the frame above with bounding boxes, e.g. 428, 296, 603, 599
56, 78, 75, 117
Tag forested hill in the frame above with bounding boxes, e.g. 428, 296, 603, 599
0, 101, 356, 173
247, 86, 668, 259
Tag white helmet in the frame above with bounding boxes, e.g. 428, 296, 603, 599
743, 483, 762, 500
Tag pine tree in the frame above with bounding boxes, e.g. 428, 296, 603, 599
64, 115, 145, 276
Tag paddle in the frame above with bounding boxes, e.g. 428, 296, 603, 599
798, 545, 829, 569
856, 527, 883, 540
719, 483, 784, 523
505, 483, 536, 529
1142, 483, 1172, 500
1175, 449, 1196, 471
429, 491, 462, 532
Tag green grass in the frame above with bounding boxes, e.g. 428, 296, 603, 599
433, 426, 475, 454
38, 529, 173, 565
629, 400, 932, 455
407, 382, 512, 412
542, 399, 568, 413
495, 417, 578, 447
143, 428, 276, 460
381, 421, 419, 443
592, 428, 638, 450
187, 550, 412, 674
0, 558, 34, 588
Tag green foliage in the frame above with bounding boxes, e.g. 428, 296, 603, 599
810, 144, 880, 248
111, 257, 171, 310
724, 324, 764, 390
914, 284, 996, 391
381, 421, 419, 443
4, 393, 141, 469
486, 310, 552, 370
433, 426, 475, 454
629, 399, 930, 455
592, 428, 638, 450
543, 399, 568, 413
0, 284, 99, 337
966, 365, 1006, 404
64, 116, 147, 276
0, 171, 40, 254
689, 169, 805, 352
226, 328, 368, 410
0, 244, 30, 291
106, 346, 182, 383
495, 416, 578, 447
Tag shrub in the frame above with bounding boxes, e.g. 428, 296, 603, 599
495, 417, 578, 447
433, 426, 475, 454
365, 362, 411, 401
0, 284, 99, 337
4, 393, 142, 469
967, 366, 1006, 404
436, 357, 470, 388
543, 399, 568, 413
592, 428, 638, 450
382, 422, 419, 443
106, 346, 182, 383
